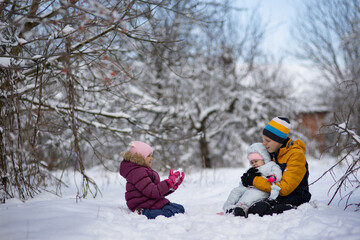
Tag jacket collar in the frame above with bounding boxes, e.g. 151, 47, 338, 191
122, 151, 147, 166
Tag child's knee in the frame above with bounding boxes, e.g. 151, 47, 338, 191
166, 202, 185, 214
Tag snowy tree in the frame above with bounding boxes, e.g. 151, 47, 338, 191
0, 0, 219, 200
292, 0, 360, 209
137, 2, 295, 168
0, 0, 293, 201
313, 93, 360, 210
292, 0, 360, 143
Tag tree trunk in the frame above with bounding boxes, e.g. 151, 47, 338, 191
200, 131, 211, 168
0, 100, 8, 202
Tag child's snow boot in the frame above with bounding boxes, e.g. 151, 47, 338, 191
234, 204, 248, 218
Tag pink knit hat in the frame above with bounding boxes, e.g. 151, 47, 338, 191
248, 152, 264, 161
129, 141, 153, 158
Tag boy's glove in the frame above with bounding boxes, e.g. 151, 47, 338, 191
241, 167, 261, 187
267, 175, 277, 183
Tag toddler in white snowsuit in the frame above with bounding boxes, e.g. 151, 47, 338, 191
223, 143, 282, 217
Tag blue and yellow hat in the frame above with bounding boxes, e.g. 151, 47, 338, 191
263, 117, 291, 143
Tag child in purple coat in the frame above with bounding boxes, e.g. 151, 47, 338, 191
119, 141, 185, 219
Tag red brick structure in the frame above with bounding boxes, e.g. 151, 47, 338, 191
296, 110, 330, 152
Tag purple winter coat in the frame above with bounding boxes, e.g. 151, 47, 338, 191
119, 160, 171, 212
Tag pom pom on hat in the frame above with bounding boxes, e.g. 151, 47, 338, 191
129, 141, 153, 158
263, 117, 291, 143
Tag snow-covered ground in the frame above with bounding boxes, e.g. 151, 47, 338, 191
1, 157, 360, 240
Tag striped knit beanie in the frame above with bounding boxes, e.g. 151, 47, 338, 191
263, 117, 291, 143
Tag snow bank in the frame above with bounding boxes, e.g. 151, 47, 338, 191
0, 158, 359, 240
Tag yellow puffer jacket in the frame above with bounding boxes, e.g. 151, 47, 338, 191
253, 138, 311, 204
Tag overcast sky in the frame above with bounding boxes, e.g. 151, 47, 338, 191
236, 0, 321, 102
238, 0, 301, 60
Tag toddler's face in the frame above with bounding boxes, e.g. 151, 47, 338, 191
145, 153, 153, 167
250, 159, 265, 168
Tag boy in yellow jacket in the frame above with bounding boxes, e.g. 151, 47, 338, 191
241, 117, 311, 216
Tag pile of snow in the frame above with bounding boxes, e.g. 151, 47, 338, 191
1, 157, 359, 240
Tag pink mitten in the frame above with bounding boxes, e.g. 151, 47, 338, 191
173, 170, 181, 183
267, 175, 277, 183
173, 172, 185, 190
165, 169, 177, 190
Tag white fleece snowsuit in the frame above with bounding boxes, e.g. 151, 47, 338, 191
223, 143, 282, 212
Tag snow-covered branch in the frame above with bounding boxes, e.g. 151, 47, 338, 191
335, 123, 360, 146
21, 96, 137, 124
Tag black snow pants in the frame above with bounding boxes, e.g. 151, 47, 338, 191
247, 199, 295, 217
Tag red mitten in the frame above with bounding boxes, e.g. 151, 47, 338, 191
267, 175, 277, 183
173, 170, 181, 183
173, 172, 185, 190
165, 169, 177, 190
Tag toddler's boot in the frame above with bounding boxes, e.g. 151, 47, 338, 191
234, 203, 248, 218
